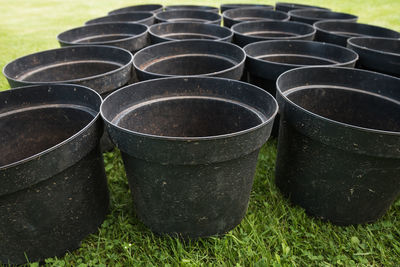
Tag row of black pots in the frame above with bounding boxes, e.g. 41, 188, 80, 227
2, 2, 400, 265
82, 2, 359, 29
2, 66, 400, 264
0, 75, 278, 264
104, 3, 328, 15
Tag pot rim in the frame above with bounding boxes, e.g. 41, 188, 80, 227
85, 11, 154, 25
223, 7, 289, 21
57, 22, 148, 46
108, 4, 163, 15
288, 8, 358, 21
244, 39, 359, 68
275, 2, 329, 9
132, 39, 246, 78
101, 76, 278, 141
221, 3, 274, 8
155, 9, 221, 24
347, 36, 400, 57
3, 45, 134, 86
0, 83, 102, 170
232, 20, 316, 40
165, 5, 219, 12
148, 21, 233, 42
276, 66, 400, 136
314, 20, 400, 39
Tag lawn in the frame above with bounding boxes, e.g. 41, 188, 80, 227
1, 0, 400, 266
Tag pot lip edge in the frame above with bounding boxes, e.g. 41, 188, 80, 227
132, 39, 246, 78
85, 11, 154, 25
148, 21, 233, 42
313, 20, 400, 39
57, 22, 149, 46
2, 45, 134, 86
100, 76, 278, 142
276, 65, 400, 136
0, 83, 102, 170
347, 36, 400, 57
244, 39, 359, 68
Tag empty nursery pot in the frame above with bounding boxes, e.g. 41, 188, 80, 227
0, 84, 109, 264
275, 66, 400, 225
155, 10, 222, 25
57, 23, 149, 52
347, 37, 400, 77
232, 20, 315, 47
165, 5, 219, 13
314, 21, 400, 46
244, 40, 358, 136
108, 4, 163, 15
3, 45, 133, 95
289, 9, 358, 25
133, 40, 245, 80
275, 2, 330, 13
85, 12, 155, 26
101, 76, 278, 238
149, 22, 233, 43
220, 4, 274, 13
223, 8, 289, 28
244, 40, 358, 96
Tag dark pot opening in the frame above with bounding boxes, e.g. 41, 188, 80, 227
155, 10, 221, 24
143, 55, 236, 75
347, 37, 400, 77
149, 22, 232, 43
108, 4, 163, 15
133, 40, 245, 80
286, 87, 400, 132
113, 97, 263, 137
275, 2, 330, 12
289, 9, 358, 24
19, 61, 121, 82
0, 107, 93, 167
85, 12, 154, 26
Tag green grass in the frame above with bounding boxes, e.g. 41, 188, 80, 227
1, 0, 400, 266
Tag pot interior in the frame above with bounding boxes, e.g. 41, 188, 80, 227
74, 34, 135, 43
142, 55, 236, 75
246, 30, 298, 38
18, 60, 122, 82
350, 38, 400, 54
162, 32, 219, 40
166, 18, 210, 23
0, 105, 94, 167
286, 86, 400, 132
113, 96, 264, 137
258, 54, 337, 65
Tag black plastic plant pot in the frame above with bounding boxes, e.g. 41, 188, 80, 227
0, 84, 109, 264
57, 23, 149, 52
3, 45, 133, 95
220, 4, 274, 13
275, 2, 330, 13
108, 4, 163, 15
232, 20, 315, 47
85, 12, 155, 26
165, 5, 219, 13
314, 21, 400, 46
155, 10, 222, 25
275, 66, 400, 225
289, 9, 358, 25
244, 40, 358, 136
347, 37, 400, 77
223, 8, 289, 28
101, 76, 278, 238
133, 40, 245, 80
244, 40, 358, 95
149, 22, 233, 43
